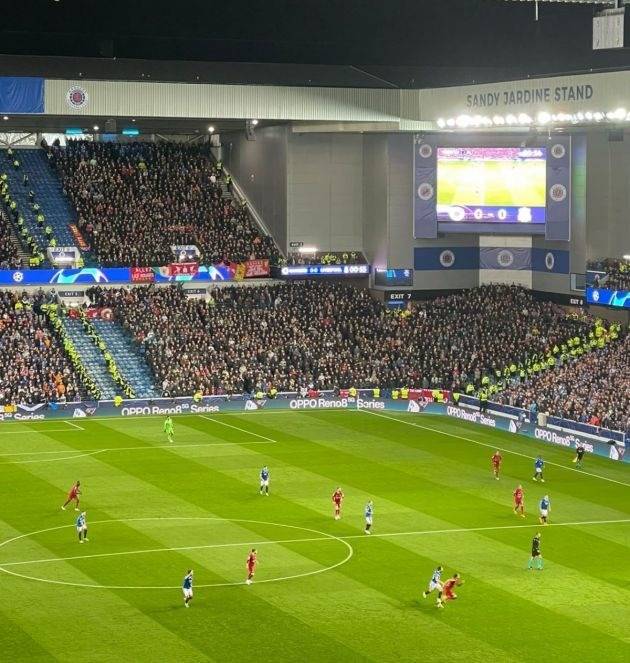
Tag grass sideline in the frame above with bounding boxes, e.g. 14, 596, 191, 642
0, 410, 628, 662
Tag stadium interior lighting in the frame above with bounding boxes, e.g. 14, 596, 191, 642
537, 112, 551, 124
2, 115, 8, 121
251, 119, 259, 126
623, 254, 630, 260
298, 246, 318, 253
437, 118, 446, 128
93, 125, 99, 131
207, 125, 215, 132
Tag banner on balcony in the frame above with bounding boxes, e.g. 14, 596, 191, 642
130, 266, 155, 283
244, 259, 270, 278
167, 262, 199, 277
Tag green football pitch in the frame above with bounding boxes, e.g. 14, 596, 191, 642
437, 160, 546, 208
0, 409, 628, 662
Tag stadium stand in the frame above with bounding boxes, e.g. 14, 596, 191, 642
588, 257, 630, 291
500, 325, 628, 432
87, 282, 594, 399
0, 209, 22, 269
0, 291, 87, 405
51, 141, 281, 267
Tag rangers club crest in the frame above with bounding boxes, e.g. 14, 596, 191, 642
66, 86, 89, 110
549, 183, 567, 202
551, 143, 566, 159
439, 250, 455, 268
497, 250, 514, 268
418, 143, 433, 159
417, 182, 434, 200
545, 252, 555, 270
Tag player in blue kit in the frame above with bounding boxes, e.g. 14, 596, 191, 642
422, 566, 443, 599
76, 512, 88, 543
259, 466, 270, 495
533, 455, 545, 482
182, 569, 193, 607
539, 495, 551, 525
364, 500, 374, 534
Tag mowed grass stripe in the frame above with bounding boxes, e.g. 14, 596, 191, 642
0, 432, 367, 662
175, 415, 630, 657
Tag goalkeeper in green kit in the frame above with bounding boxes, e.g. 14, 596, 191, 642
164, 415, 175, 443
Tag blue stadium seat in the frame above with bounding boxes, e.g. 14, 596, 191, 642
93, 320, 159, 398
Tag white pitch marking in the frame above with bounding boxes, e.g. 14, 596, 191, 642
0, 517, 353, 589
361, 410, 630, 489
1, 517, 628, 570
0, 429, 83, 435
0, 439, 274, 463
200, 414, 278, 443
64, 421, 85, 431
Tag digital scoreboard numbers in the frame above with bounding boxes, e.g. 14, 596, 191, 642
374, 268, 414, 287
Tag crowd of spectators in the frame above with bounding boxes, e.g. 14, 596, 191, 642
88, 282, 592, 400
51, 141, 281, 267
500, 328, 629, 432
0, 290, 85, 405
288, 251, 366, 266
588, 257, 630, 291
0, 214, 21, 269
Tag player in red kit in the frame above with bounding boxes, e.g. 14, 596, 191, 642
491, 451, 502, 480
436, 573, 463, 608
246, 548, 257, 585
513, 484, 525, 517
332, 487, 344, 520
62, 481, 81, 511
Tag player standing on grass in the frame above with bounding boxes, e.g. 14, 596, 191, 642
533, 455, 545, 482
574, 443, 585, 469
491, 451, 502, 480
182, 569, 193, 607
76, 511, 88, 543
436, 573, 463, 608
364, 500, 374, 534
332, 487, 344, 520
513, 484, 525, 517
164, 415, 175, 443
246, 548, 257, 585
527, 533, 543, 570
259, 466, 270, 496
62, 481, 81, 511
422, 566, 443, 599
539, 495, 551, 525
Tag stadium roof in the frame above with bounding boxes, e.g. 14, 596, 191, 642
3, 1, 630, 89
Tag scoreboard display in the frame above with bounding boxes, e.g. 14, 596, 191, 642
374, 268, 414, 287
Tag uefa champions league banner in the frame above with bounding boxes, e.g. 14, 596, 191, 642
1, 394, 625, 464
0, 265, 237, 286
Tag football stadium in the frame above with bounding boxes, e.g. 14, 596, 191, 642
0, 1, 629, 661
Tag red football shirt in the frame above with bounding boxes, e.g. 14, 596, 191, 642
513, 488, 524, 502
247, 553, 257, 568
492, 453, 502, 465
332, 490, 344, 503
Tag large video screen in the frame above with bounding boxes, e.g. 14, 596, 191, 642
436, 147, 546, 225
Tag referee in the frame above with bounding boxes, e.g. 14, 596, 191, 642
527, 533, 543, 571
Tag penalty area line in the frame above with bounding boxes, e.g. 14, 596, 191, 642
360, 409, 630, 489
200, 415, 278, 443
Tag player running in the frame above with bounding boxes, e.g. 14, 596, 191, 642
539, 495, 551, 525
491, 451, 502, 480
422, 566, 443, 599
574, 444, 585, 469
332, 487, 344, 520
164, 415, 175, 443
364, 500, 374, 534
182, 569, 193, 607
513, 484, 525, 517
62, 481, 81, 511
76, 511, 88, 543
259, 466, 270, 496
436, 573, 464, 608
533, 455, 545, 482
527, 533, 543, 570
246, 548, 257, 585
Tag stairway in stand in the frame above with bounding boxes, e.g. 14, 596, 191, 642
61, 318, 120, 399
93, 320, 159, 398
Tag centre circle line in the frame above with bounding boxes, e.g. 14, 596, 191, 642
0, 517, 354, 590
